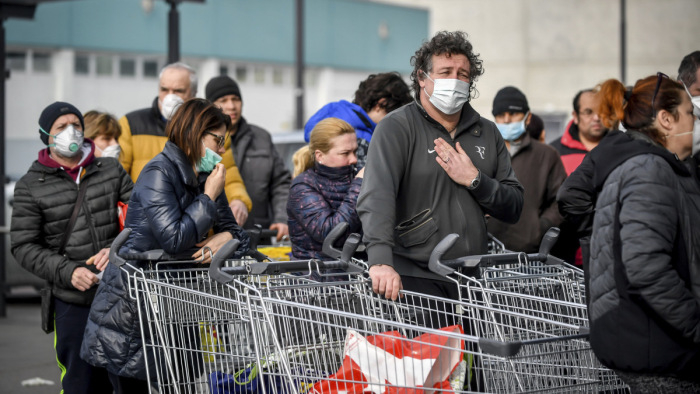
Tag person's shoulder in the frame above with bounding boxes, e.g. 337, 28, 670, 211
124, 106, 152, 119
530, 139, 561, 156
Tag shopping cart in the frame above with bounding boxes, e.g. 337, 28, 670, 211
208, 242, 614, 394
108, 225, 366, 394
425, 231, 627, 392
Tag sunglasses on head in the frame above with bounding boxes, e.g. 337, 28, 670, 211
650, 72, 670, 119
204, 131, 228, 148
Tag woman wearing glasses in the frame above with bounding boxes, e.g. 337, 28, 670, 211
81, 98, 249, 393
567, 74, 700, 392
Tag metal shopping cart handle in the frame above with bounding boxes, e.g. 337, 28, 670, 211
428, 229, 567, 276
321, 222, 362, 263
109, 228, 167, 267
478, 326, 590, 357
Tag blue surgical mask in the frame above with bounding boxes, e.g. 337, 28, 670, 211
196, 143, 222, 173
496, 113, 528, 141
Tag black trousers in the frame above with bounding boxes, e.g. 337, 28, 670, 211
108, 372, 150, 394
54, 298, 112, 394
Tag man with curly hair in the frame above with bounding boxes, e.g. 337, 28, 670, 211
358, 31, 524, 304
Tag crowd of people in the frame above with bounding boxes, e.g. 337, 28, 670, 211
8, 29, 700, 393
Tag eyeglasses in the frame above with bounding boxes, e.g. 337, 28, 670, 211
650, 72, 670, 119
204, 131, 228, 148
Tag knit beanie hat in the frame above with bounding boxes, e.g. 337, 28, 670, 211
492, 86, 529, 116
205, 75, 242, 103
38, 101, 85, 145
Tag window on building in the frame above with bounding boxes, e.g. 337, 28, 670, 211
143, 60, 158, 78
119, 58, 136, 77
6, 51, 26, 71
219, 65, 228, 76
254, 66, 265, 84
32, 52, 51, 72
235, 65, 247, 82
75, 54, 90, 75
96, 55, 113, 76
272, 68, 284, 85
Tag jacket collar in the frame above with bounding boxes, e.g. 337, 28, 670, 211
162, 141, 199, 188
415, 100, 481, 138
150, 97, 168, 126
313, 162, 355, 182
561, 120, 589, 151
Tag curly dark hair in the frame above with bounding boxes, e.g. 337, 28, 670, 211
410, 31, 484, 101
352, 72, 412, 114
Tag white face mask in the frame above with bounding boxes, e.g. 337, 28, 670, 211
160, 94, 184, 120
40, 125, 84, 158
97, 144, 121, 158
423, 71, 470, 115
682, 82, 700, 156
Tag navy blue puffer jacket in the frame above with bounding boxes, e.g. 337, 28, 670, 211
81, 141, 249, 380
287, 163, 362, 261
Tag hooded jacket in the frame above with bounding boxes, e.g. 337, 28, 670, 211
11, 141, 133, 305
81, 141, 250, 379
232, 117, 291, 229
304, 100, 376, 169
587, 131, 700, 377
287, 163, 362, 261
550, 120, 589, 176
357, 101, 523, 281
118, 97, 252, 210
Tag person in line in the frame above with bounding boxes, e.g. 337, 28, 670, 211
11, 102, 133, 394
550, 88, 609, 265
206, 75, 291, 241
287, 118, 364, 280
81, 98, 250, 393
578, 74, 700, 392
83, 110, 122, 159
526, 113, 546, 142
118, 62, 252, 225
357, 31, 523, 302
304, 72, 412, 169
487, 86, 565, 253
677, 51, 700, 181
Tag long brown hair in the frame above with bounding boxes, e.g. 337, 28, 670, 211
166, 98, 231, 166
292, 117, 355, 177
596, 74, 685, 145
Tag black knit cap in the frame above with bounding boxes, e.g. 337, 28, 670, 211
205, 75, 242, 103
492, 86, 529, 116
38, 101, 84, 145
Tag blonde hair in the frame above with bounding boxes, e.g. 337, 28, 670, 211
292, 118, 355, 177
83, 110, 121, 140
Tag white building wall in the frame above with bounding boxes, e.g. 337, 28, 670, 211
376, 0, 700, 139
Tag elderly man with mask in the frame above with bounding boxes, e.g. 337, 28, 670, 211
487, 86, 566, 253
358, 31, 523, 305
118, 63, 252, 224
11, 102, 133, 394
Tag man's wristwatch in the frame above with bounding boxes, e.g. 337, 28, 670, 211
466, 170, 481, 190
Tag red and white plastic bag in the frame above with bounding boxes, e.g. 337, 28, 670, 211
312, 325, 465, 394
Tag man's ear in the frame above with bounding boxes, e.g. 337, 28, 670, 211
572, 110, 580, 125
525, 112, 532, 126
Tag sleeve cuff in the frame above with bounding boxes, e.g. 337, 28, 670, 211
367, 244, 394, 268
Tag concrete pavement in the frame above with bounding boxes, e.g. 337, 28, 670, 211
0, 300, 62, 394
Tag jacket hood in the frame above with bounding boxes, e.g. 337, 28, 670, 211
560, 120, 588, 152
590, 130, 689, 191
304, 100, 376, 143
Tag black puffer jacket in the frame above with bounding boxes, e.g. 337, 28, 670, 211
589, 131, 700, 377
81, 141, 250, 379
232, 117, 291, 229
11, 151, 132, 305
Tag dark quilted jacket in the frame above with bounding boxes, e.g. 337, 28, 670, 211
287, 163, 362, 261
11, 152, 132, 305
81, 141, 250, 379
589, 134, 700, 377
